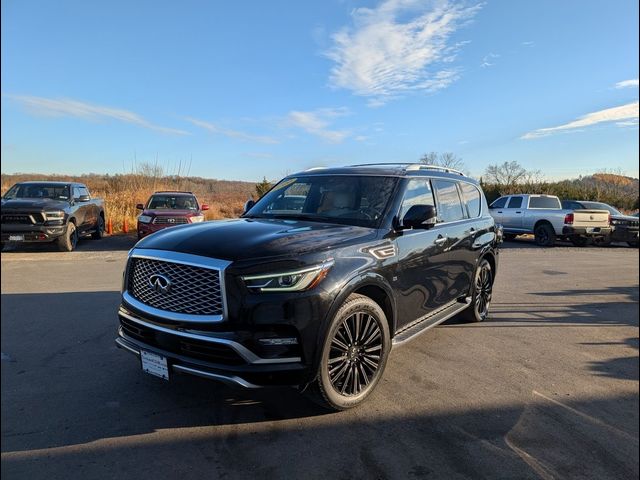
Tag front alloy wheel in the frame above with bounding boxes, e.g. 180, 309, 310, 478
309, 293, 390, 410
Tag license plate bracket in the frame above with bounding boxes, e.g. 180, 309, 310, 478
140, 350, 169, 380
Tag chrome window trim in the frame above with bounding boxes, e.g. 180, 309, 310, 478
119, 308, 301, 365
125, 248, 231, 323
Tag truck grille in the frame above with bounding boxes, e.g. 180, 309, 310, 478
1, 213, 44, 224
127, 257, 224, 316
152, 217, 189, 225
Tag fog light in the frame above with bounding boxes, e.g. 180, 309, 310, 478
258, 338, 298, 346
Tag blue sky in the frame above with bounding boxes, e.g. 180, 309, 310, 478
1, 0, 638, 182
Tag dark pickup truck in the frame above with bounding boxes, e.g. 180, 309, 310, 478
1, 181, 105, 251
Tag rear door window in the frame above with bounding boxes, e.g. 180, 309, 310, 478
507, 196, 523, 208
459, 182, 481, 218
433, 180, 466, 223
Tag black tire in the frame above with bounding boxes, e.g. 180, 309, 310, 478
307, 293, 391, 411
57, 222, 78, 252
594, 236, 612, 247
504, 233, 517, 241
91, 215, 105, 240
570, 236, 589, 247
628, 241, 639, 248
460, 258, 493, 323
534, 223, 555, 247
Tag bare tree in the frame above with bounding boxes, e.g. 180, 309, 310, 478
484, 161, 528, 188
419, 151, 466, 171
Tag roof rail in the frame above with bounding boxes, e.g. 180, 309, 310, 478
405, 164, 465, 176
350, 162, 465, 176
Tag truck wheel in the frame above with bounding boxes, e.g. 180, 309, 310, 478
595, 236, 612, 247
58, 222, 78, 252
628, 241, 639, 248
460, 258, 493, 323
534, 224, 555, 247
307, 294, 390, 411
570, 236, 589, 247
91, 215, 105, 239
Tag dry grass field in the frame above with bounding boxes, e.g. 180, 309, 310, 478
1, 172, 258, 233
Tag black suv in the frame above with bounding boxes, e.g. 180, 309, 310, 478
116, 164, 500, 409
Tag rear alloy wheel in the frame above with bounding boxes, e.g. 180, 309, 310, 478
308, 294, 390, 410
91, 216, 105, 239
460, 258, 493, 322
534, 223, 555, 247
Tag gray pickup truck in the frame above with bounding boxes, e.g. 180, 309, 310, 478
1, 181, 105, 251
489, 194, 611, 246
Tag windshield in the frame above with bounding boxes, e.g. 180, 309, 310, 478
579, 201, 622, 216
147, 194, 198, 210
245, 175, 399, 228
3, 183, 70, 201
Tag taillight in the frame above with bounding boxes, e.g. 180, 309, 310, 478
608, 214, 611, 225
564, 213, 574, 224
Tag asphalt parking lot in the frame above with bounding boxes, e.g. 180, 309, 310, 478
1, 236, 638, 480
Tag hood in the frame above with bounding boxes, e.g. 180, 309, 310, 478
612, 214, 639, 222
143, 209, 198, 216
1, 198, 69, 211
135, 217, 378, 261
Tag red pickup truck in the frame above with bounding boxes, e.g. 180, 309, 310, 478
136, 191, 209, 239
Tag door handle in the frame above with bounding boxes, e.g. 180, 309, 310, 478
497, 211, 503, 214
515, 211, 522, 214
434, 236, 447, 245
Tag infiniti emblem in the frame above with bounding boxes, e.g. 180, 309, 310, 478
148, 274, 172, 294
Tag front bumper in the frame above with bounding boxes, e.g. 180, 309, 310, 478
137, 221, 187, 238
562, 226, 612, 237
115, 305, 310, 387
1, 224, 67, 242
611, 226, 639, 243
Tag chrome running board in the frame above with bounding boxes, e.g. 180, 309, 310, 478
392, 300, 470, 346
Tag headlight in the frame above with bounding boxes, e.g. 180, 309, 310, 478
190, 215, 205, 223
44, 210, 65, 220
242, 261, 334, 292
138, 215, 153, 223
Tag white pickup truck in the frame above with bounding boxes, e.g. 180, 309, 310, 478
488, 194, 611, 246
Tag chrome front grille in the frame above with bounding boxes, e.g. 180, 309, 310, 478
127, 257, 224, 316
152, 216, 189, 225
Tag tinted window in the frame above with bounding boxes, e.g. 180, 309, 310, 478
491, 197, 508, 209
507, 196, 523, 208
528, 196, 561, 209
247, 175, 398, 228
459, 182, 481, 217
433, 180, 465, 222
399, 179, 435, 220
574, 201, 622, 216
148, 195, 199, 210
3, 183, 70, 200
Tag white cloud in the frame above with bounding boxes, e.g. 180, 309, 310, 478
615, 79, 639, 89
285, 107, 351, 143
6, 94, 189, 135
521, 41, 535, 47
185, 117, 279, 144
480, 52, 499, 68
521, 101, 640, 139
325, 0, 481, 105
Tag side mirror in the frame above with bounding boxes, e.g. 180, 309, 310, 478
201, 204, 209, 211
402, 205, 437, 229
77, 195, 91, 202
136, 203, 144, 210
243, 199, 256, 214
